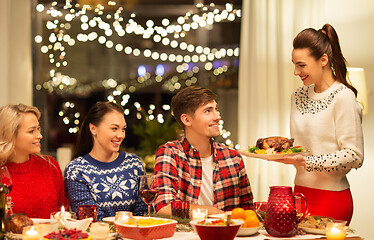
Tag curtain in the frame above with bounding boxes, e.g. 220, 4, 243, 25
238, 0, 324, 201
0, 0, 33, 106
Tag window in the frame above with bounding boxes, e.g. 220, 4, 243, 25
33, 0, 242, 154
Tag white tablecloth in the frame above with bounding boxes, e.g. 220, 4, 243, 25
159, 230, 359, 240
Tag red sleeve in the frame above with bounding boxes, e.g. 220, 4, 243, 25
238, 157, 254, 209
153, 145, 179, 212
47, 156, 70, 210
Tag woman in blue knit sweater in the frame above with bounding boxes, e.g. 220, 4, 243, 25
64, 102, 147, 220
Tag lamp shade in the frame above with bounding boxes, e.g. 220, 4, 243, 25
347, 67, 369, 115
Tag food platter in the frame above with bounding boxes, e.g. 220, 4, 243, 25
239, 150, 310, 160
298, 215, 338, 235
300, 227, 325, 235
115, 216, 177, 240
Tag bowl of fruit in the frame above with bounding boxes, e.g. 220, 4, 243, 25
231, 208, 261, 236
43, 228, 91, 240
190, 218, 244, 240
114, 216, 177, 240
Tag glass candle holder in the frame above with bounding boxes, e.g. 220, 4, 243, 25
171, 200, 190, 219
33, 219, 59, 236
325, 220, 347, 240
90, 222, 110, 240
78, 204, 98, 222
192, 208, 208, 220
50, 207, 77, 228
22, 225, 42, 240
114, 211, 133, 223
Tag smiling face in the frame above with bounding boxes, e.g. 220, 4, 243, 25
90, 110, 126, 155
292, 48, 327, 86
13, 113, 42, 158
183, 100, 221, 139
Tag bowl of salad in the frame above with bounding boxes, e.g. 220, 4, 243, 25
190, 218, 244, 240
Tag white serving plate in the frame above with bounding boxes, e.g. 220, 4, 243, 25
236, 225, 261, 236
102, 216, 115, 223
301, 226, 326, 235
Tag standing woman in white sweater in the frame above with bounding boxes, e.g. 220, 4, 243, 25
277, 24, 364, 225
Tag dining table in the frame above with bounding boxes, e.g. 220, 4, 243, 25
116, 228, 363, 240
157, 230, 363, 240
113, 213, 364, 240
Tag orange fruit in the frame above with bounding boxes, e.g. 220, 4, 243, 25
231, 208, 246, 219
245, 214, 260, 227
237, 218, 247, 228
243, 210, 256, 218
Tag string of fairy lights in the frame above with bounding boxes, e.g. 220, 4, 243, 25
34, 1, 241, 150
60, 99, 238, 149
34, 1, 240, 93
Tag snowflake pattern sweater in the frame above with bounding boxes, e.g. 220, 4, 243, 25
291, 81, 364, 191
64, 152, 147, 220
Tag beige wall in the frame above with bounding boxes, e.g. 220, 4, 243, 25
0, 0, 32, 106
320, 0, 374, 238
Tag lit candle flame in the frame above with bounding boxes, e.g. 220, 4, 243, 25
331, 227, 342, 234
26, 228, 38, 236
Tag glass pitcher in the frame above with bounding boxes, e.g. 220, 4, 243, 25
264, 186, 308, 237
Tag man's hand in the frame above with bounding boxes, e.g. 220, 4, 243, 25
190, 204, 224, 215
157, 203, 224, 217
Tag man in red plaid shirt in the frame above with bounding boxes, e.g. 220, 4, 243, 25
154, 86, 253, 216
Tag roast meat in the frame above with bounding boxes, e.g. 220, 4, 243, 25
256, 136, 294, 152
6, 213, 34, 234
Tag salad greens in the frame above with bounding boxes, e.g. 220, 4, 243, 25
282, 146, 303, 153
249, 145, 304, 153
249, 146, 260, 153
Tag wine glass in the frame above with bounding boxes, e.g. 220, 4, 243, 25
0, 166, 13, 215
139, 174, 159, 216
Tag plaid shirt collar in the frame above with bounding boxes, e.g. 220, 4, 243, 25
181, 136, 218, 160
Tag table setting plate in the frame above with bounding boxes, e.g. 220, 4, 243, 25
239, 150, 310, 160
208, 211, 231, 219
300, 227, 325, 235
102, 216, 115, 223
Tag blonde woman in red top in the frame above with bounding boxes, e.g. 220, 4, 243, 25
0, 104, 68, 218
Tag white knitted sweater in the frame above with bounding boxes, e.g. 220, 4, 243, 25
290, 81, 364, 191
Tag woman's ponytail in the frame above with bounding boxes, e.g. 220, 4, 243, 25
322, 24, 357, 97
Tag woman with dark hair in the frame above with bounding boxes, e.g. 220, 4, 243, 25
0, 104, 67, 218
270, 24, 364, 224
64, 102, 147, 220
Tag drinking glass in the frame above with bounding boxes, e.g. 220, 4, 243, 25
139, 175, 159, 216
78, 205, 97, 222
254, 201, 267, 222
0, 166, 12, 194
0, 166, 13, 215
171, 201, 190, 219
